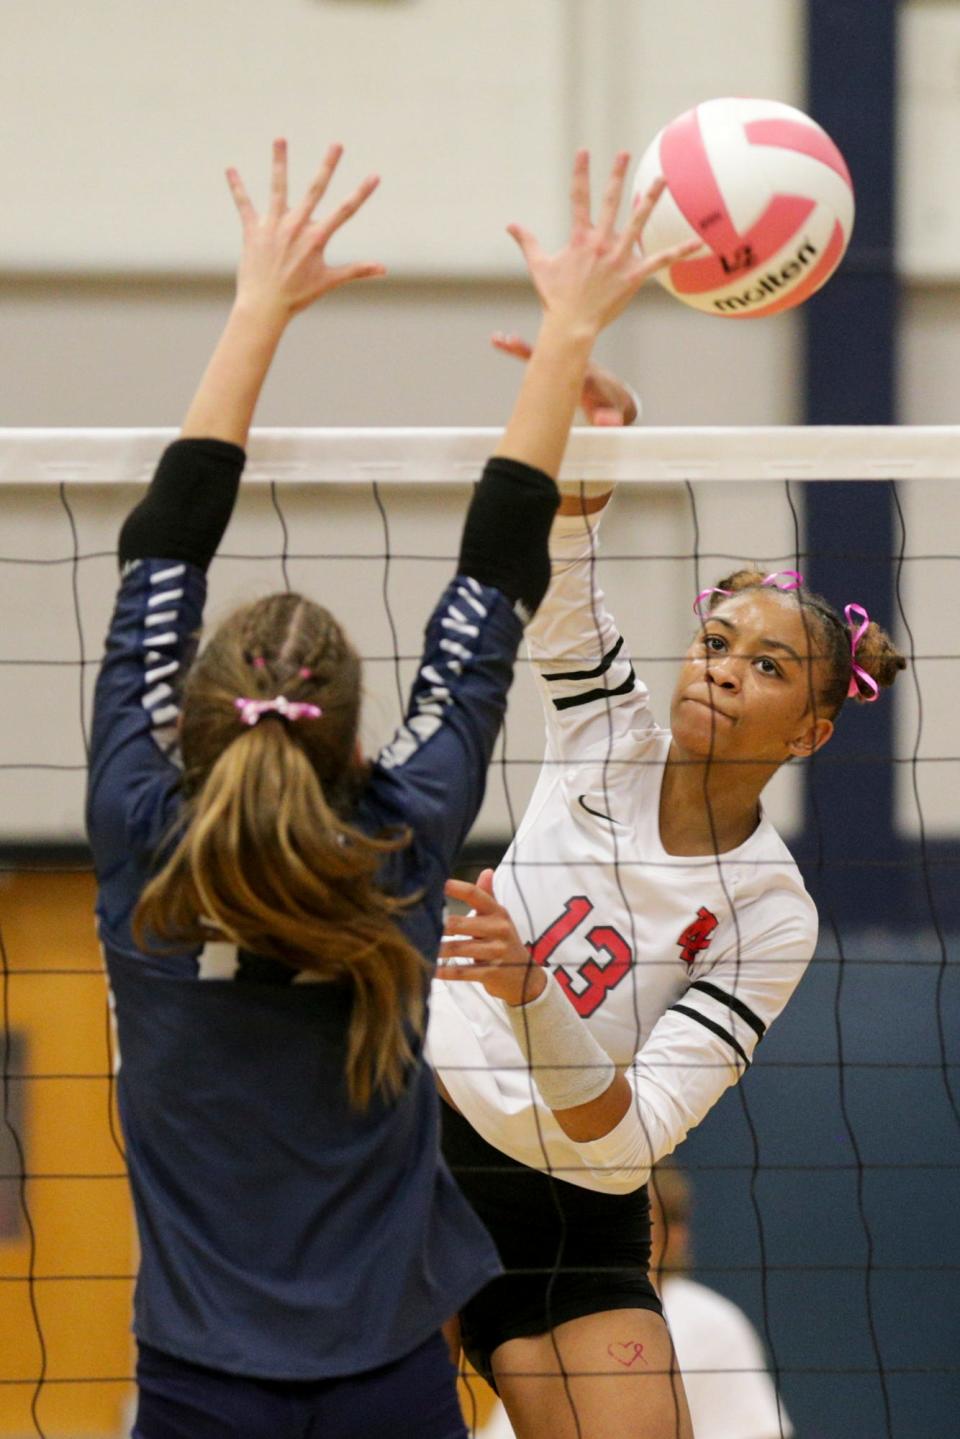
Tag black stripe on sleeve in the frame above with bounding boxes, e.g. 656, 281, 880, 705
552, 666, 636, 713
671, 1003, 751, 1069
688, 980, 767, 1043
543, 634, 625, 683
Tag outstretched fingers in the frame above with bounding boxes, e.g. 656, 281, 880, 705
596, 150, 631, 241
569, 147, 592, 236
225, 167, 256, 228
269, 137, 288, 218
326, 261, 388, 289
315, 173, 382, 245
491, 332, 534, 361
290, 142, 344, 230
638, 234, 703, 280
616, 175, 668, 258
505, 222, 544, 271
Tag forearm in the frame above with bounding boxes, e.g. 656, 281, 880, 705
494, 316, 596, 479
504, 973, 632, 1141
180, 299, 289, 447
551, 1069, 632, 1141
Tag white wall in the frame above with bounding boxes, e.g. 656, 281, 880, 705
1, 0, 958, 844
0, 0, 804, 276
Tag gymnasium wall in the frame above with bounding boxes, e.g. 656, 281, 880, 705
2, 0, 958, 842
1, 3, 959, 1437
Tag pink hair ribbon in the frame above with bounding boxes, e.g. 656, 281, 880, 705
234, 696, 323, 727
693, 569, 805, 616
844, 603, 879, 702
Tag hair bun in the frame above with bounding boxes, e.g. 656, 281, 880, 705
850, 620, 907, 699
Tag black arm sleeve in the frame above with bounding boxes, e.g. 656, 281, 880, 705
456, 456, 559, 621
117, 438, 246, 573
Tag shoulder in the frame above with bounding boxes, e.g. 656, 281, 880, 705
735, 818, 818, 940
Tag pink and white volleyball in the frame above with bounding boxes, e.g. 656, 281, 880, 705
633, 97, 855, 318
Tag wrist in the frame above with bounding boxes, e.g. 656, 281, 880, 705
536, 313, 599, 355
504, 966, 548, 1007
230, 294, 293, 338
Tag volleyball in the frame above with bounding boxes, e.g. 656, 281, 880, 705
633, 97, 854, 318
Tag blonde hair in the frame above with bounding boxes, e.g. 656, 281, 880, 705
707, 570, 906, 717
134, 593, 426, 1109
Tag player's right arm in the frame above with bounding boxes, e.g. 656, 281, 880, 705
492, 338, 655, 764
87, 142, 384, 875
370, 156, 694, 875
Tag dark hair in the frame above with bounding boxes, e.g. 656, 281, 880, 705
706, 571, 906, 718
133, 592, 426, 1109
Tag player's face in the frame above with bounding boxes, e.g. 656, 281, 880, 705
670, 590, 834, 766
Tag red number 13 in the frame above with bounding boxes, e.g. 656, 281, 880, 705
527, 897, 632, 1018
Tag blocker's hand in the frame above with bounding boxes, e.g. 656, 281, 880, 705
491, 332, 639, 427
436, 869, 548, 1007
506, 151, 700, 340
227, 139, 386, 322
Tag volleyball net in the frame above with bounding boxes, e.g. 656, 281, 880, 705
1, 425, 958, 1438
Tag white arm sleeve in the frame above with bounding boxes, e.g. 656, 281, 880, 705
525, 506, 654, 764
570, 907, 815, 1192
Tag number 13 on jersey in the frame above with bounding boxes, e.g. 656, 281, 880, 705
527, 897, 632, 1018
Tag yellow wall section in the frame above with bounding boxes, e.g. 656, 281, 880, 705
0, 872, 135, 1437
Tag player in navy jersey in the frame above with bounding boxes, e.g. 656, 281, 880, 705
86, 141, 693, 1439
429, 349, 907, 1437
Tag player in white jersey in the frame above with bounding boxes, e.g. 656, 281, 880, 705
428, 352, 906, 1439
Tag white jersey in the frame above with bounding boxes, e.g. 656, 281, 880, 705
662, 1276, 794, 1439
428, 509, 818, 1194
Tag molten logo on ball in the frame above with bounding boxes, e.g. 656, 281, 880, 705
633, 97, 854, 318
714, 239, 819, 313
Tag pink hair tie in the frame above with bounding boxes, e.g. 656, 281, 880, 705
692, 569, 805, 616
844, 603, 879, 702
252, 656, 267, 670
234, 696, 323, 727
761, 569, 804, 592
693, 584, 732, 616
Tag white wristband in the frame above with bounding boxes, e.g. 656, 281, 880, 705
506, 977, 617, 1111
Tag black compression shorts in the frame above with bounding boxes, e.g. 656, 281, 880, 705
440, 1101, 662, 1389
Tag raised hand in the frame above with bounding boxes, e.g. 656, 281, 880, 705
180, 140, 386, 445
227, 139, 386, 322
436, 869, 547, 1007
506, 151, 699, 342
491, 331, 639, 427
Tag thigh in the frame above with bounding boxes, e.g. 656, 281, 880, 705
491, 1308, 693, 1439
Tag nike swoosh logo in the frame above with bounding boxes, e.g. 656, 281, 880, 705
577, 794, 628, 828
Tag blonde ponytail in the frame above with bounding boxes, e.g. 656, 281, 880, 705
134, 593, 427, 1109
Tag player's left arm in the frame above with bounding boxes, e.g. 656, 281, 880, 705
568, 909, 815, 1191
438, 877, 814, 1190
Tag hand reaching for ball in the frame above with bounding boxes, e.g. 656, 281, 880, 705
505, 150, 700, 342
491, 331, 640, 427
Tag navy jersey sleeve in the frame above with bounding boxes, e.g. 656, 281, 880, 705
86, 557, 207, 881
364, 574, 524, 873
87, 437, 243, 883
